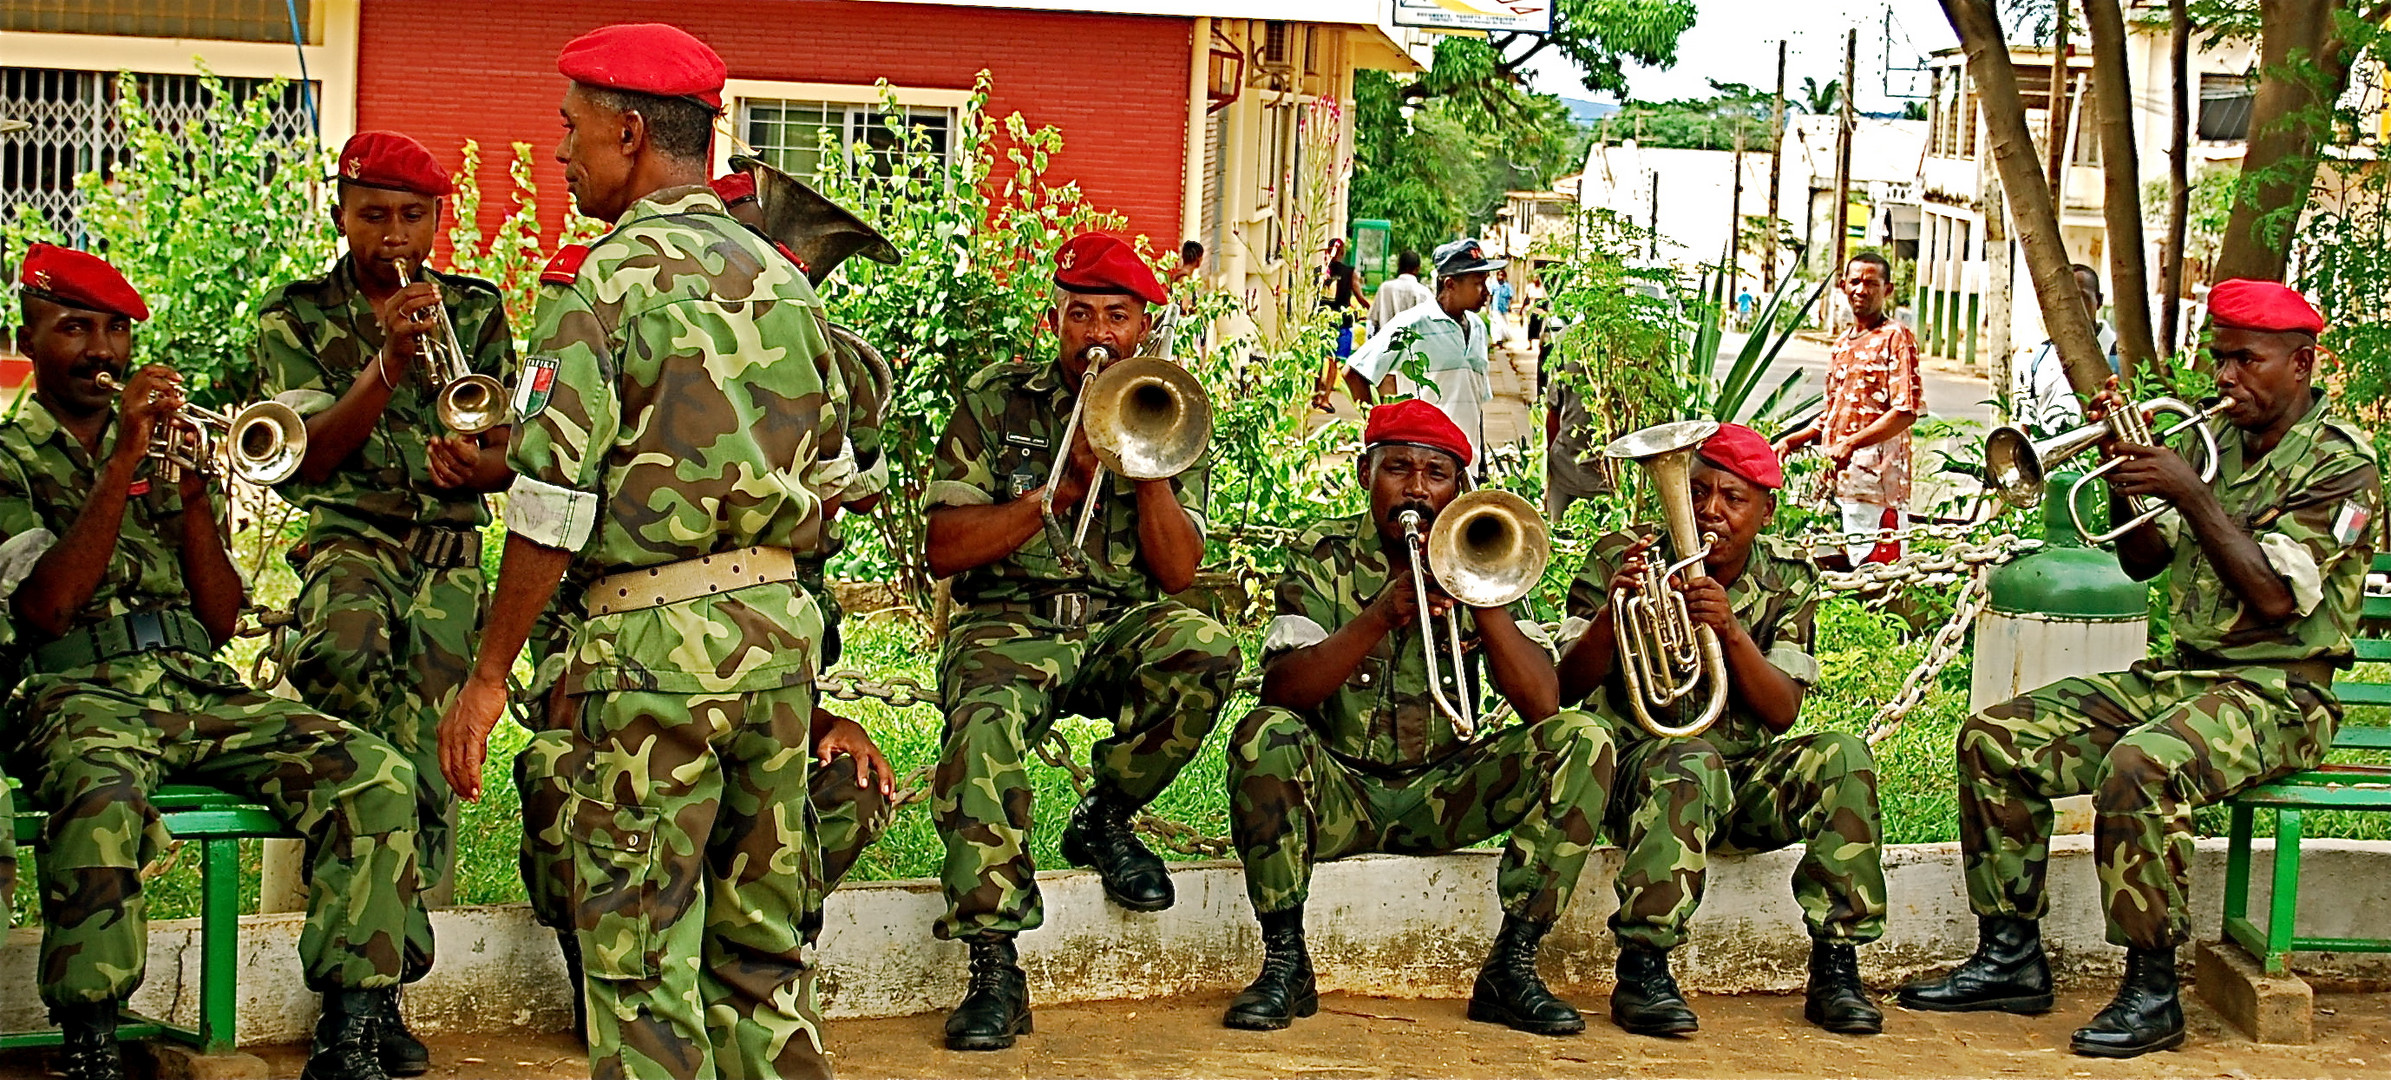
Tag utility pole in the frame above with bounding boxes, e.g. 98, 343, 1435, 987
1830, 27, 1857, 296
1726, 127, 1746, 300
1649, 173, 1660, 260
2045, 0, 2071, 191
1765, 39, 1786, 293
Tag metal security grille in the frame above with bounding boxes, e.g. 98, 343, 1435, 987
0, 67, 315, 243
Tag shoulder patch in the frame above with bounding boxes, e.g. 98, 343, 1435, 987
541, 245, 591, 286
513, 355, 561, 419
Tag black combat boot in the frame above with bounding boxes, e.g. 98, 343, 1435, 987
944, 935, 1031, 1051
50, 1000, 124, 1080
302, 989, 391, 1080
1896, 915, 2054, 1014
1059, 791, 1172, 911
1224, 906, 1318, 1030
2070, 947, 2184, 1058
1469, 915, 1585, 1035
1804, 940, 1883, 1035
376, 986, 430, 1075
557, 929, 589, 1043
1609, 944, 1697, 1036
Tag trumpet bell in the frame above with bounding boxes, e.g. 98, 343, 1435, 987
225, 401, 308, 486
1425, 489, 1550, 610
438, 373, 509, 435
1082, 357, 1211, 480
1983, 424, 2045, 506
1602, 418, 1720, 463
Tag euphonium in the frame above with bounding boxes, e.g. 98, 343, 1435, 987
1984, 395, 2232, 544
1398, 488, 1550, 738
1037, 345, 1214, 564
397, 258, 508, 435
1603, 419, 1731, 739
93, 372, 308, 486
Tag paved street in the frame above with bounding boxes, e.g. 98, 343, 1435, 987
1737, 329, 1996, 429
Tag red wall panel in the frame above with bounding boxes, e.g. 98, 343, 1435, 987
356, 1, 1192, 253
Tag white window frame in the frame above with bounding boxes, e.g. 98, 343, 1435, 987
717, 79, 974, 181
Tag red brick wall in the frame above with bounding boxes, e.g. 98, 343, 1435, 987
356, 1, 1193, 251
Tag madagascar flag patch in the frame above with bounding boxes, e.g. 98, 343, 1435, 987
514, 355, 560, 419
2332, 500, 2373, 545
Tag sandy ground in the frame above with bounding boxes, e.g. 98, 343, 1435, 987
9, 987, 2382, 1079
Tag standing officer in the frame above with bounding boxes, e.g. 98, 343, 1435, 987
923, 232, 1242, 1051
1899, 281, 2381, 1058
435, 23, 849, 1080
4, 244, 420, 1080
1223, 400, 1613, 1036
1558, 423, 1885, 1038
254, 128, 515, 1074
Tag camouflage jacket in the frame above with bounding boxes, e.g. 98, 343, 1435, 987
1263, 511, 1557, 772
1564, 531, 1821, 761
805, 325, 894, 572
0, 397, 241, 690
253, 253, 514, 545
506, 184, 845, 696
926, 357, 1210, 610
2160, 389, 2382, 674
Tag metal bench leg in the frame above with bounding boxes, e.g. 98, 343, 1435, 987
2264, 808, 2303, 977
199, 837, 239, 1054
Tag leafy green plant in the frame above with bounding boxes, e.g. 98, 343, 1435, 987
444, 140, 604, 331
2, 69, 336, 407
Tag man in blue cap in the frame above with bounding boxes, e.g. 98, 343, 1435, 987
1345, 238, 1502, 473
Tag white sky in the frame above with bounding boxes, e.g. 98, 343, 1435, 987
1520, 0, 1958, 115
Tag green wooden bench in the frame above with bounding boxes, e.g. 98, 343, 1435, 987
2219, 552, 2391, 975
3, 784, 296, 1055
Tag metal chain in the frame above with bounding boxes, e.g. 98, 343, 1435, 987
1820, 533, 2039, 594
1862, 558, 1995, 748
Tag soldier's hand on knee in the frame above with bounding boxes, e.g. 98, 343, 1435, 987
812, 712, 894, 796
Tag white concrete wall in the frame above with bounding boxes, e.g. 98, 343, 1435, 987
4, 838, 2386, 1046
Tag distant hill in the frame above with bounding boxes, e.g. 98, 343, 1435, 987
1561, 97, 1619, 127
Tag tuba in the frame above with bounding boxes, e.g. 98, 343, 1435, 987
1398, 488, 1550, 738
95, 372, 308, 486
1984, 396, 2231, 544
728, 154, 900, 286
397, 258, 508, 434
1603, 420, 1731, 739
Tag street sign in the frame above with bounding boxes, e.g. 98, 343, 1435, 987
1391, 0, 1553, 34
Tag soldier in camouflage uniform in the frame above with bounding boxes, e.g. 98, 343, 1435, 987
1901, 281, 2383, 1059
3, 245, 420, 1080
1558, 423, 1885, 1037
253, 130, 515, 1075
503, 169, 899, 1043
1224, 400, 1613, 1037
434, 25, 850, 1080
924, 232, 1242, 1051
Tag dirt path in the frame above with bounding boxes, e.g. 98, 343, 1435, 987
17, 988, 2375, 1079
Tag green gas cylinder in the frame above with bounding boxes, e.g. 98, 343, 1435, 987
1969, 471, 2151, 713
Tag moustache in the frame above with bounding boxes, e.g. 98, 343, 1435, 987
1387, 501, 1434, 526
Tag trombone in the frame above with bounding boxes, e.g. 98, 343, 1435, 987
1603, 420, 1731, 739
94, 372, 308, 486
1984, 395, 2232, 544
1396, 488, 1550, 738
1037, 344, 1213, 569
396, 258, 508, 435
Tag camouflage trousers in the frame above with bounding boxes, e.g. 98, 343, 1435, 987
12, 667, 418, 1005
1598, 726, 1886, 951
1228, 707, 1616, 924
1960, 662, 2337, 949
560, 683, 829, 1080
932, 601, 1241, 940
284, 535, 485, 980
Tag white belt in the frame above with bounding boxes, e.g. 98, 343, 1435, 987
584, 545, 798, 616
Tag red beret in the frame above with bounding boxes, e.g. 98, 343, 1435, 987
710, 171, 758, 205
20, 243, 147, 321
2209, 279, 2324, 336
1054, 232, 1166, 306
557, 23, 727, 110
1364, 398, 1473, 467
336, 130, 453, 197
1696, 422, 1784, 490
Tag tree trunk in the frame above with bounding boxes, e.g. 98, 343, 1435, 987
1942, 0, 2113, 397
2211, 0, 2372, 283
2083, 0, 2157, 380
2161, 0, 2191, 362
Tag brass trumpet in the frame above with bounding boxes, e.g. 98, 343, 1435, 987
1984, 395, 2232, 544
1037, 345, 1214, 566
94, 372, 308, 486
397, 258, 508, 434
1603, 420, 1731, 739
1397, 488, 1550, 738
